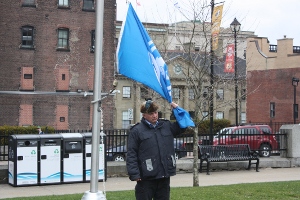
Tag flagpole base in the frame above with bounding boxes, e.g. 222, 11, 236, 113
81, 190, 106, 200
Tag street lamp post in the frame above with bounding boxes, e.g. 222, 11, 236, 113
230, 18, 241, 126
292, 77, 299, 124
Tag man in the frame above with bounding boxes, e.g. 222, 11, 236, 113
37, 126, 44, 134
126, 99, 186, 200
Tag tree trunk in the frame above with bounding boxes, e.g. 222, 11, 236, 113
193, 128, 199, 186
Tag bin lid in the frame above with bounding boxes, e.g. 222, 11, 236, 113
81, 132, 92, 138
60, 133, 83, 138
9, 134, 40, 140
39, 134, 62, 140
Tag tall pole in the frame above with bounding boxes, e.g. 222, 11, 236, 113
82, 0, 106, 199
209, 0, 214, 143
231, 18, 240, 126
294, 84, 296, 124
234, 30, 238, 126
292, 77, 299, 124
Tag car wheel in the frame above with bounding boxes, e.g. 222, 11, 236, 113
113, 154, 125, 161
259, 144, 271, 157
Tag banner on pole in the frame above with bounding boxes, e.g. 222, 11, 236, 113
224, 43, 235, 73
211, 5, 223, 51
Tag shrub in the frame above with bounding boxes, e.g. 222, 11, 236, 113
198, 119, 231, 134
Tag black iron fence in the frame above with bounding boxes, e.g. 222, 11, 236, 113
0, 128, 287, 161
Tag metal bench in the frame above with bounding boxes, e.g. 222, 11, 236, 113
198, 144, 259, 175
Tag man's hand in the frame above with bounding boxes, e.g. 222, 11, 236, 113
170, 102, 178, 109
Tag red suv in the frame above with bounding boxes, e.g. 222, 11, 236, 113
213, 125, 278, 157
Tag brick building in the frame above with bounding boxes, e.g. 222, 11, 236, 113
0, 0, 116, 130
246, 36, 300, 124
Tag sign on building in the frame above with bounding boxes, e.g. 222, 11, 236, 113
128, 108, 133, 120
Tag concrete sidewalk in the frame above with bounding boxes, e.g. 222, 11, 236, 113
0, 167, 300, 199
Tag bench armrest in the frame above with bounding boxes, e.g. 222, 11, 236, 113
205, 152, 210, 158
250, 150, 259, 157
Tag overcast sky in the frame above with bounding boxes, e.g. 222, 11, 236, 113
116, 0, 300, 45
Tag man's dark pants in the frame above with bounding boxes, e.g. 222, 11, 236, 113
135, 177, 170, 200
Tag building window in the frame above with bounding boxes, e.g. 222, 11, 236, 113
22, 0, 36, 7
60, 117, 65, 122
58, 0, 69, 8
241, 89, 246, 100
62, 74, 65, 80
122, 111, 131, 129
202, 111, 208, 120
195, 46, 200, 52
90, 30, 95, 53
216, 89, 224, 100
83, 0, 95, 11
21, 26, 34, 49
172, 87, 180, 99
216, 111, 224, 119
188, 88, 195, 100
203, 86, 208, 98
241, 112, 246, 124
57, 28, 69, 50
24, 74, 32, 79
123, 86, 131, 98
270, 102, 275, 118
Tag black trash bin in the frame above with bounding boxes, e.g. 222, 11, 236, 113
8, 134, 40, 187
81, 132, 106, 182
39, 134, 62, 185
60, 133, 83, 183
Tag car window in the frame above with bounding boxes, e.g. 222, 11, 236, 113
259, 126, 271, 134
215, 128, 233, 138
245, 128, 258, 134
235, 128, 245, 135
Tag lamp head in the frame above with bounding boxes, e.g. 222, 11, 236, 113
292, 77, 299, 86
230, 18, 241, 33
113, 79, 118, 88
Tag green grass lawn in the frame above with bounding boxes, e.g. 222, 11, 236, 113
4, 181, 300, 200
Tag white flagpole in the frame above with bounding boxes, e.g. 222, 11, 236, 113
82, 0, 106, 199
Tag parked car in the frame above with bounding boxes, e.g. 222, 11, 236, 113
106, 139, 187, 161
212, 125, 278, 157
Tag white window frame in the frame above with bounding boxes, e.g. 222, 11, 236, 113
57, 28, 69, 49
216, 111, 224, 119
202, 111, 208, 120
270, 102, 275, 118
189, 88, 195, 99
58, 0, 69, 7
241, 112, 246, 124
173, 87, 180, 99
122, 86, 131, 98
216, 89, 224, 100
122, 111, 131, 129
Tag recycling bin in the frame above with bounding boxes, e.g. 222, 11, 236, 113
39, 134, 62, 184
8, 134, 40, 186
81, 132, 106, 182
61, 133, 83, 183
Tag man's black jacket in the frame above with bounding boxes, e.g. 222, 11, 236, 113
126, 118, 185, 181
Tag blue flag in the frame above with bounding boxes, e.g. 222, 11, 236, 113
117, 3, 172, 103
173, 107, 195, 128
117, 3, 195, 128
